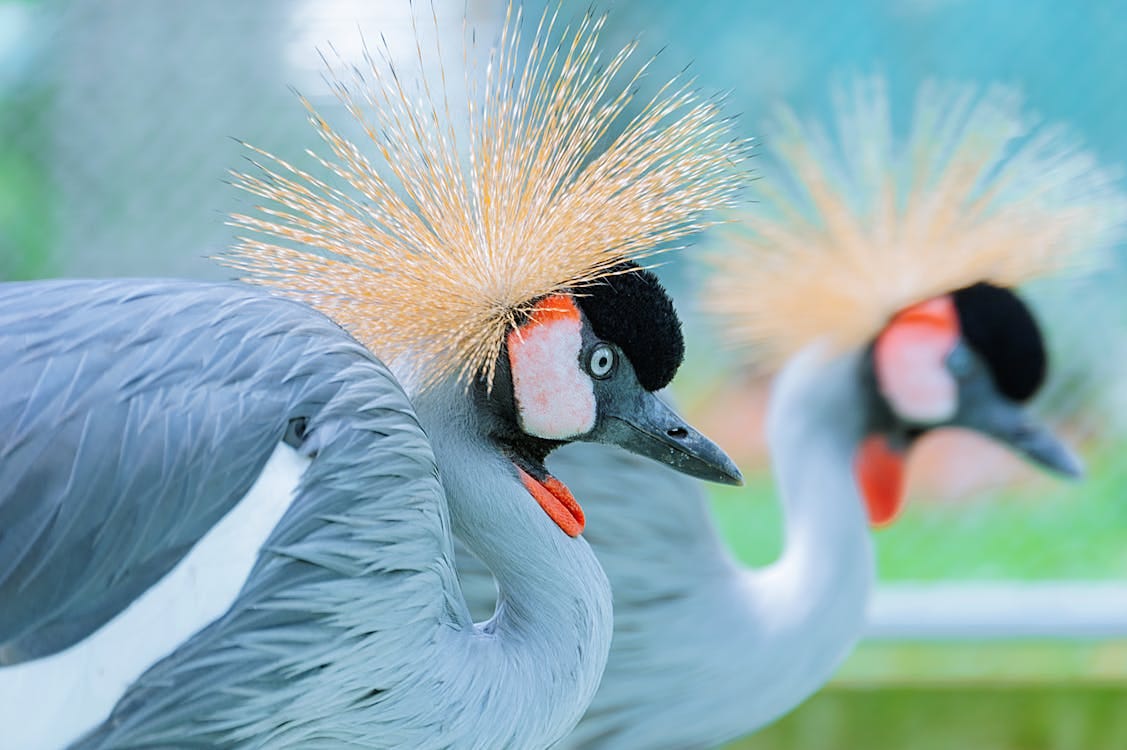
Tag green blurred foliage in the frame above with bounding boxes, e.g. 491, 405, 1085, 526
0, 3, 1123, 745
706, 449, 1127, 750
0, 88, 53, 280
708, 444, 1127, 580
727, 684, 1127, 750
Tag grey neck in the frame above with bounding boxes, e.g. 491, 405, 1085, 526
410, 378, 613, 736
550, 344, 879, 750
741, 344, 876, 717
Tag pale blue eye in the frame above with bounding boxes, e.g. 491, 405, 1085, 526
588, 344, 616, 378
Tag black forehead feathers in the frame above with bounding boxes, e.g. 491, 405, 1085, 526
573, 262, 685, 391
952, 282, 1047, 402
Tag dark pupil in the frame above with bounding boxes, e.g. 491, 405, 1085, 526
597, 354, 609, 368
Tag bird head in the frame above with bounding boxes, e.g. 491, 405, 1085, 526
856, 282, 1080, 526
482, 264, 742, 535
222, 6, 749, 537
704, 76, 1126, 528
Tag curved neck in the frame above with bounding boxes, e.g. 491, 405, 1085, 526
540, 345, 879, 750
411, 379, 612, 741
552, 347, 878, 750
740, 344, 875, 718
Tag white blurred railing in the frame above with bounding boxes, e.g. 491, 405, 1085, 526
866, 582, 1127, 640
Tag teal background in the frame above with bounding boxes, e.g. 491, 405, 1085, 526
1, 2, 1125, 748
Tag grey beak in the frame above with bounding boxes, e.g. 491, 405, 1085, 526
594, 389, 744, 486
958, 394, 1084, 479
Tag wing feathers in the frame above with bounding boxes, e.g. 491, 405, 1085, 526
0, 280, 398, 660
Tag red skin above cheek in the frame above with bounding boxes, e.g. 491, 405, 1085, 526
861, 295, 961, 527
874, 296, 960, 424
507, 295, 597, 440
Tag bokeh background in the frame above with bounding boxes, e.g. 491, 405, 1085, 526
2, 1, 1126, 748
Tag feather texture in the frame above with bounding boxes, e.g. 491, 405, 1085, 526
706, 77, 1127, 367
0, 280, 357, 663
0, 279, 608, 748
225, 3, 747, 390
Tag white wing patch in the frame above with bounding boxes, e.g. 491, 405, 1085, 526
510, 314, 596, 440
0, 442, 310, 750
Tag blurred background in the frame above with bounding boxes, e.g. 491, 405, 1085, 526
2, 1, 1126, 747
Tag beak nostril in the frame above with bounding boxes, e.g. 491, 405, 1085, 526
667, 427, 689, 440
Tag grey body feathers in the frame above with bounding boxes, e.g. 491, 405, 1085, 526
461, 351, 875, 750
0, 279, 359, 663
0, 279, 611, 749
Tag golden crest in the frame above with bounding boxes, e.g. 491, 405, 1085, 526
706, 77, 1126, 367
225, 5, 747, 389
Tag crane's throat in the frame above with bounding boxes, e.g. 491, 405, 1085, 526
515, 465, 585, 537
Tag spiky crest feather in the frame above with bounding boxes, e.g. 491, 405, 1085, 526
224, 4, 746, 390
705, 77, 1127, 367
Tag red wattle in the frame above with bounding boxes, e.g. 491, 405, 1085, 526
854, 435, 907, 527
517, 467, 586, 537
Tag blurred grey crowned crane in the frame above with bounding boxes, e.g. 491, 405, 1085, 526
459, 78, 1127, 750
0, 8, 747, 749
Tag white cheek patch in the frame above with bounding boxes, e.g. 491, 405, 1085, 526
508, 297, 596, 440
875, 298, 960, 423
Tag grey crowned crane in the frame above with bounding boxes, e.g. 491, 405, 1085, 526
459, 78, 1127, 750
0, 8, 746, 749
